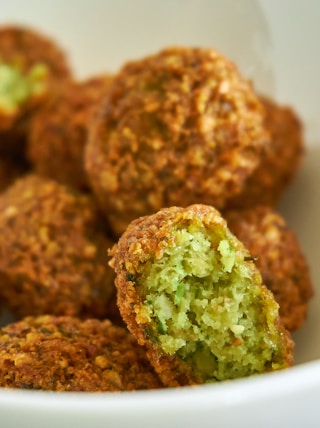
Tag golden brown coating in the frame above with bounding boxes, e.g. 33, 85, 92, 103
0, 315, 163, 391
225, 206, 313, 331
227, 96, 304, 208
85, 46, 270, 236
0, 25, 72, 154
110, 204, 294, 387
27, 75, 113, 191
0, 174, 115, 319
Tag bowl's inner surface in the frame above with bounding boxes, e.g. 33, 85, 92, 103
279, 142, 320, 364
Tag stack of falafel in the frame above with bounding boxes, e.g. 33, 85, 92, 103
0, 25, 313, 391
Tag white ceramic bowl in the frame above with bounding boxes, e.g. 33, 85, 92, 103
1, 1, 320, 427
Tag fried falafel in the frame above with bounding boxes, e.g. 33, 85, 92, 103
0, 174, 115, 319
85, 46, 270, 236
0, 25, 72, 155
109, 204, 294, 387
0, 315, 162, 391
225, 206, 313, 331
227, 96, 304, 208
27, 75, 113, 191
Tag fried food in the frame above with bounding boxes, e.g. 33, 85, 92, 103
227, 96, 304, 208
0, 25, 72, 155
85, 46, 269, 236
0, 315, 163, 391
109, 204, 294, 387
27, 75, 113, 191
0, 174, 115, 319
224, 206, 313, 331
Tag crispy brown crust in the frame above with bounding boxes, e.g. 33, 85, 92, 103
0, 26, 71, 79
0, 25, 72, 153
225, 206, 313, 331
27, 75, 113, 191
227, 96, 304, 208
0, 174, 115, 319
85, 46, 269, 236
110, 204, 294, 387
0, 315, 163, 391
109, 205, 227, 386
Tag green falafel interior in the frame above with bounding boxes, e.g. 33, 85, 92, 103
127, 214, 292, 382
0, 59, 48, 114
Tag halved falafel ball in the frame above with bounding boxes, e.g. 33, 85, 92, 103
27, 75, 113, 191
0, 315, 163, 391
109, 204, 294, 387
0, 25, 72, 154
225, 206, 313, 331
227, 96, 304, 208
86, 46, 270, 236
0, 174, 115, 319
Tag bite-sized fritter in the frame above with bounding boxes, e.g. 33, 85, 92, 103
109, 204, 294, 387
0, 25, 72, 154
0, 315, 163, 391
86, 46, 270, 236
224, 206, 313, 331
0, 174, 115, 319
27, 75, 113, 191
227, 96, 304, 208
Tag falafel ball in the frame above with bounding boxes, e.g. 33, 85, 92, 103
109, 204, 294, 387
227, 96, 304, 208
85, 46, 270, 237
224, 206, 313, 331
0, 25, 72, 154
0, 174, 115, 319
27, 75, 113, 191
0, 315, 163, 391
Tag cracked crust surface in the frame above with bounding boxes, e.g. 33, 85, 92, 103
0, 174, 115, 319
0, 25, 72, 154
110, 204, 294, 387
0, 315, 162, 391
225, 206, 313, 331
27, 75, 113, 191
86, 46, 269, 236
227, 96, 304, 208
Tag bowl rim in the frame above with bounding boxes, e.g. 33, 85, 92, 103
0, 359, 319, 414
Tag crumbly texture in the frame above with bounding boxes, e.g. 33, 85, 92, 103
0, 315, 162, 391
227, 96, 304, 208
0, 25, 72, 154
0, 174, 115, 319
0, 61, 48, 115
27, 75, 113, 191
225, 206, 313, 331
110, 204, 294, 387
85, 46, 269, 236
